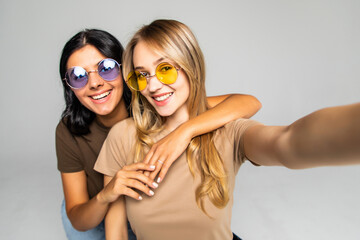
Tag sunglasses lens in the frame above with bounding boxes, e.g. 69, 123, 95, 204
98, 59, 120, 81
156, 63, 177, 85
66, 67, 88, 89
127, 71, 147, 91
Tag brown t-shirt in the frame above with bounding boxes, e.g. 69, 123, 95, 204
56, 118, 110, 198
94, 118, 259, 240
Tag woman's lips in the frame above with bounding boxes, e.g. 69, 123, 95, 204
89, 90, 112, 103
152, 92, 173, 106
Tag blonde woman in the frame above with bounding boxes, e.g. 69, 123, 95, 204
94, 19, 360, 240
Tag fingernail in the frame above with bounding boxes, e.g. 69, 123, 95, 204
138, 196, 143, 200
152, 182, 158, 188
150, 165, 155, 169
149, 190, 154, 196
157, 177, 161, 183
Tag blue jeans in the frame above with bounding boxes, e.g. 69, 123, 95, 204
61, 200, 136, 240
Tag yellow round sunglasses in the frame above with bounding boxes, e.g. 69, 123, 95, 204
126, 62, 181, 91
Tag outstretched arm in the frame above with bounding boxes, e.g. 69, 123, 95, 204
144, 93, 261, 182
244, 102, 360, 168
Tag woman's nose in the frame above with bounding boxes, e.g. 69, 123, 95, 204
147, 76, 163, 92
88, 71, 104, 89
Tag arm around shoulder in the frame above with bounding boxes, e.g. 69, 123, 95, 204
142, 93, 262, 182
181, 93, 262, 146
207, 93, 262, 119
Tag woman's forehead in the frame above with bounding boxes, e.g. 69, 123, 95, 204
133, 41, 165, 68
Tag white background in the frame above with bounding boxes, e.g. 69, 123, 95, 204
0, 0, 359, 239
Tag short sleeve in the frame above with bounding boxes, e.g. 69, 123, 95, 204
56, 120, 83, 172
225, 118, 260, 165
94, 118, 136, 177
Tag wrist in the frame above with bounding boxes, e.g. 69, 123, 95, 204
179, 119, 197, 139
96, 190, 109, 205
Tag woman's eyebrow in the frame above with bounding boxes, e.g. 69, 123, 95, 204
153, 57, 165, 65
134, 57, 165, 71
134, 66, 144, 70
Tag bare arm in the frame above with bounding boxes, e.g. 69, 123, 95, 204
61, 163, 157, 231
61, 171, 109, 231
190, 94, 261, 137
144, 93, 262, 182
207, 93, 261, 118
104, 176, 128, 240
244, 102, 360, 169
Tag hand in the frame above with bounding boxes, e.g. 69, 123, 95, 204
142, 124, 192, 183
98, 163, 158, 203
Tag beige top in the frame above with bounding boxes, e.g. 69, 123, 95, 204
94, 118, 259, 240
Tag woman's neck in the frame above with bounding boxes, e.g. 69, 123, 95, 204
164, 104, 190, 132
96, 99, 129, 128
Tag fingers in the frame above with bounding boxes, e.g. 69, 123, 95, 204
146, 149, 174, 182
141, 125, 192, 184
143, 135, 186, 182
121, 187, 145, 200
113, 171, 158, 200
122, 162, 156, 172
143, 147, 161, 178
102, 169, 160, 203
148, 158, 171, 183
145, 147, 167, 181
143, 148, 155, 164
143, 171, 151, 177
148, 160, 162, 182
122, 175, 156, 199
118, 170, 158, 190
157, 161, 171, 183
135, 150, 157, 178
146, 144, 166, 166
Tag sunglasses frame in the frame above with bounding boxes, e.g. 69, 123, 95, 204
126, 62, 181, 91
63, 58, 121, 89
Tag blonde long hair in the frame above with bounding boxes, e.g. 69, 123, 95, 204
122, 19, 229, 214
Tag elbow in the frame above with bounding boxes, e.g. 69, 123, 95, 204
69, 222, 86, 232
275, 126, 310, 170
276, 150, 304, 170
68, 217, 89, 232
66, 210, 91, 232
254, 97, 262, 113
272, 126, 304, 170
252, 95, 262, 111
73, 225, 88, 232
232, 94, 262, 119
279, 159, 304, 170
247, 95, 262, 118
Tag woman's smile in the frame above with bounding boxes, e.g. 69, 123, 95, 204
89, 89, 112, 102
152, 92, 173, 106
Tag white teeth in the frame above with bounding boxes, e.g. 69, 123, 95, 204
154, 93, 173, 102
91, 91, 110, 100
